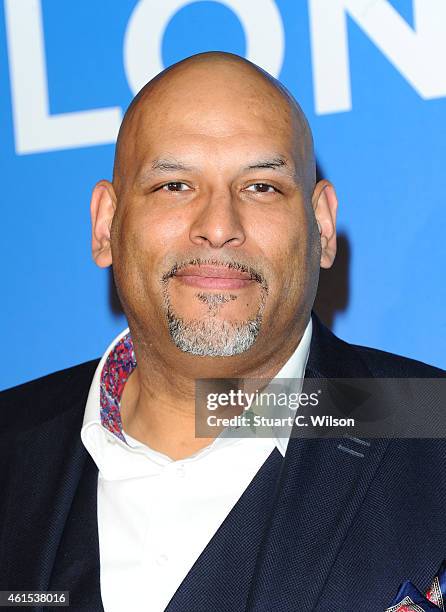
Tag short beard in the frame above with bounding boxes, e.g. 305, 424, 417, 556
166, 312, 264, 356
161, 259, 268, 357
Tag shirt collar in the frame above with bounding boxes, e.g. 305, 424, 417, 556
82, 318, 312, 460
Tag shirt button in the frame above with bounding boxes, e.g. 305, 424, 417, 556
175, 464, 185, 478
156, 554, 169, 566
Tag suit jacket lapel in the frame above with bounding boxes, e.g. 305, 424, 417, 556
48, 449, 103, 610
0, 399, 99, 597
246, 314, 390, 611
165, 448, 284, 612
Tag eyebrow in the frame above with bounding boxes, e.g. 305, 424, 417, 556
245, 156, 289, 171
136, 155, 299, 186
151, 158, 196, 173
135, 158, 196, 186
245, 156, 301, 186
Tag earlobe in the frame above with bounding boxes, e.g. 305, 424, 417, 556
312, 180, 338, 269
90, 180, 116, 268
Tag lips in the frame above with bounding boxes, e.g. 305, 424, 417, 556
174, 265, 254, 289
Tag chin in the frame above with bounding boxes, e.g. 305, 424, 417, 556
166, 312, 263, 357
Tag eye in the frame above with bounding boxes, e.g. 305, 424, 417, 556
245, 183, 277, 193
161, 182, 191, 192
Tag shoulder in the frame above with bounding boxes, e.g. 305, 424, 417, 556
309, 313, 445, 378
0, 359, 100, 432
349, 342, 445, 378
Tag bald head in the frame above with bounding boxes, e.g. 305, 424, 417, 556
91, 50, 338, 372
113, 52, 316, 197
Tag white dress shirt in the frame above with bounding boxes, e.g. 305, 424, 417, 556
81, 318, 312, 612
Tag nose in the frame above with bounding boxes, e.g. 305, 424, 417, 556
189, 188, 246, 249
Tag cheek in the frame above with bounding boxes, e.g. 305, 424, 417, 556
137, 207, 184, 247
247, 207, 310, 287
253, 215, 315, 327
113, 202, 192, 299
116, 200, 186, 260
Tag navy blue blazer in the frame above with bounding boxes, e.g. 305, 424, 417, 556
1, 313, 445, 612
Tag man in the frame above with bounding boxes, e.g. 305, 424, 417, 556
1, 52, 445, 612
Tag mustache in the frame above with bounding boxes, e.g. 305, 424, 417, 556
161, 256, 268, 290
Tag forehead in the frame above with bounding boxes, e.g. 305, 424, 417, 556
124, 65, 299, 169
133, 123, 296, 175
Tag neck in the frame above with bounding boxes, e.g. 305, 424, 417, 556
120, 318, 310, 460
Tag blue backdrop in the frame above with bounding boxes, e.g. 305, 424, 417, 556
1, 0, 445, 390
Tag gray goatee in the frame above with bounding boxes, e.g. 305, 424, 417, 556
161, 259, 268, 357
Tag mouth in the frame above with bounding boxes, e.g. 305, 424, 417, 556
173, 264, 256, 290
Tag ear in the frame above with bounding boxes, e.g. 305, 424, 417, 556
90, 180, 117, 268
312, 179, 338, 269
